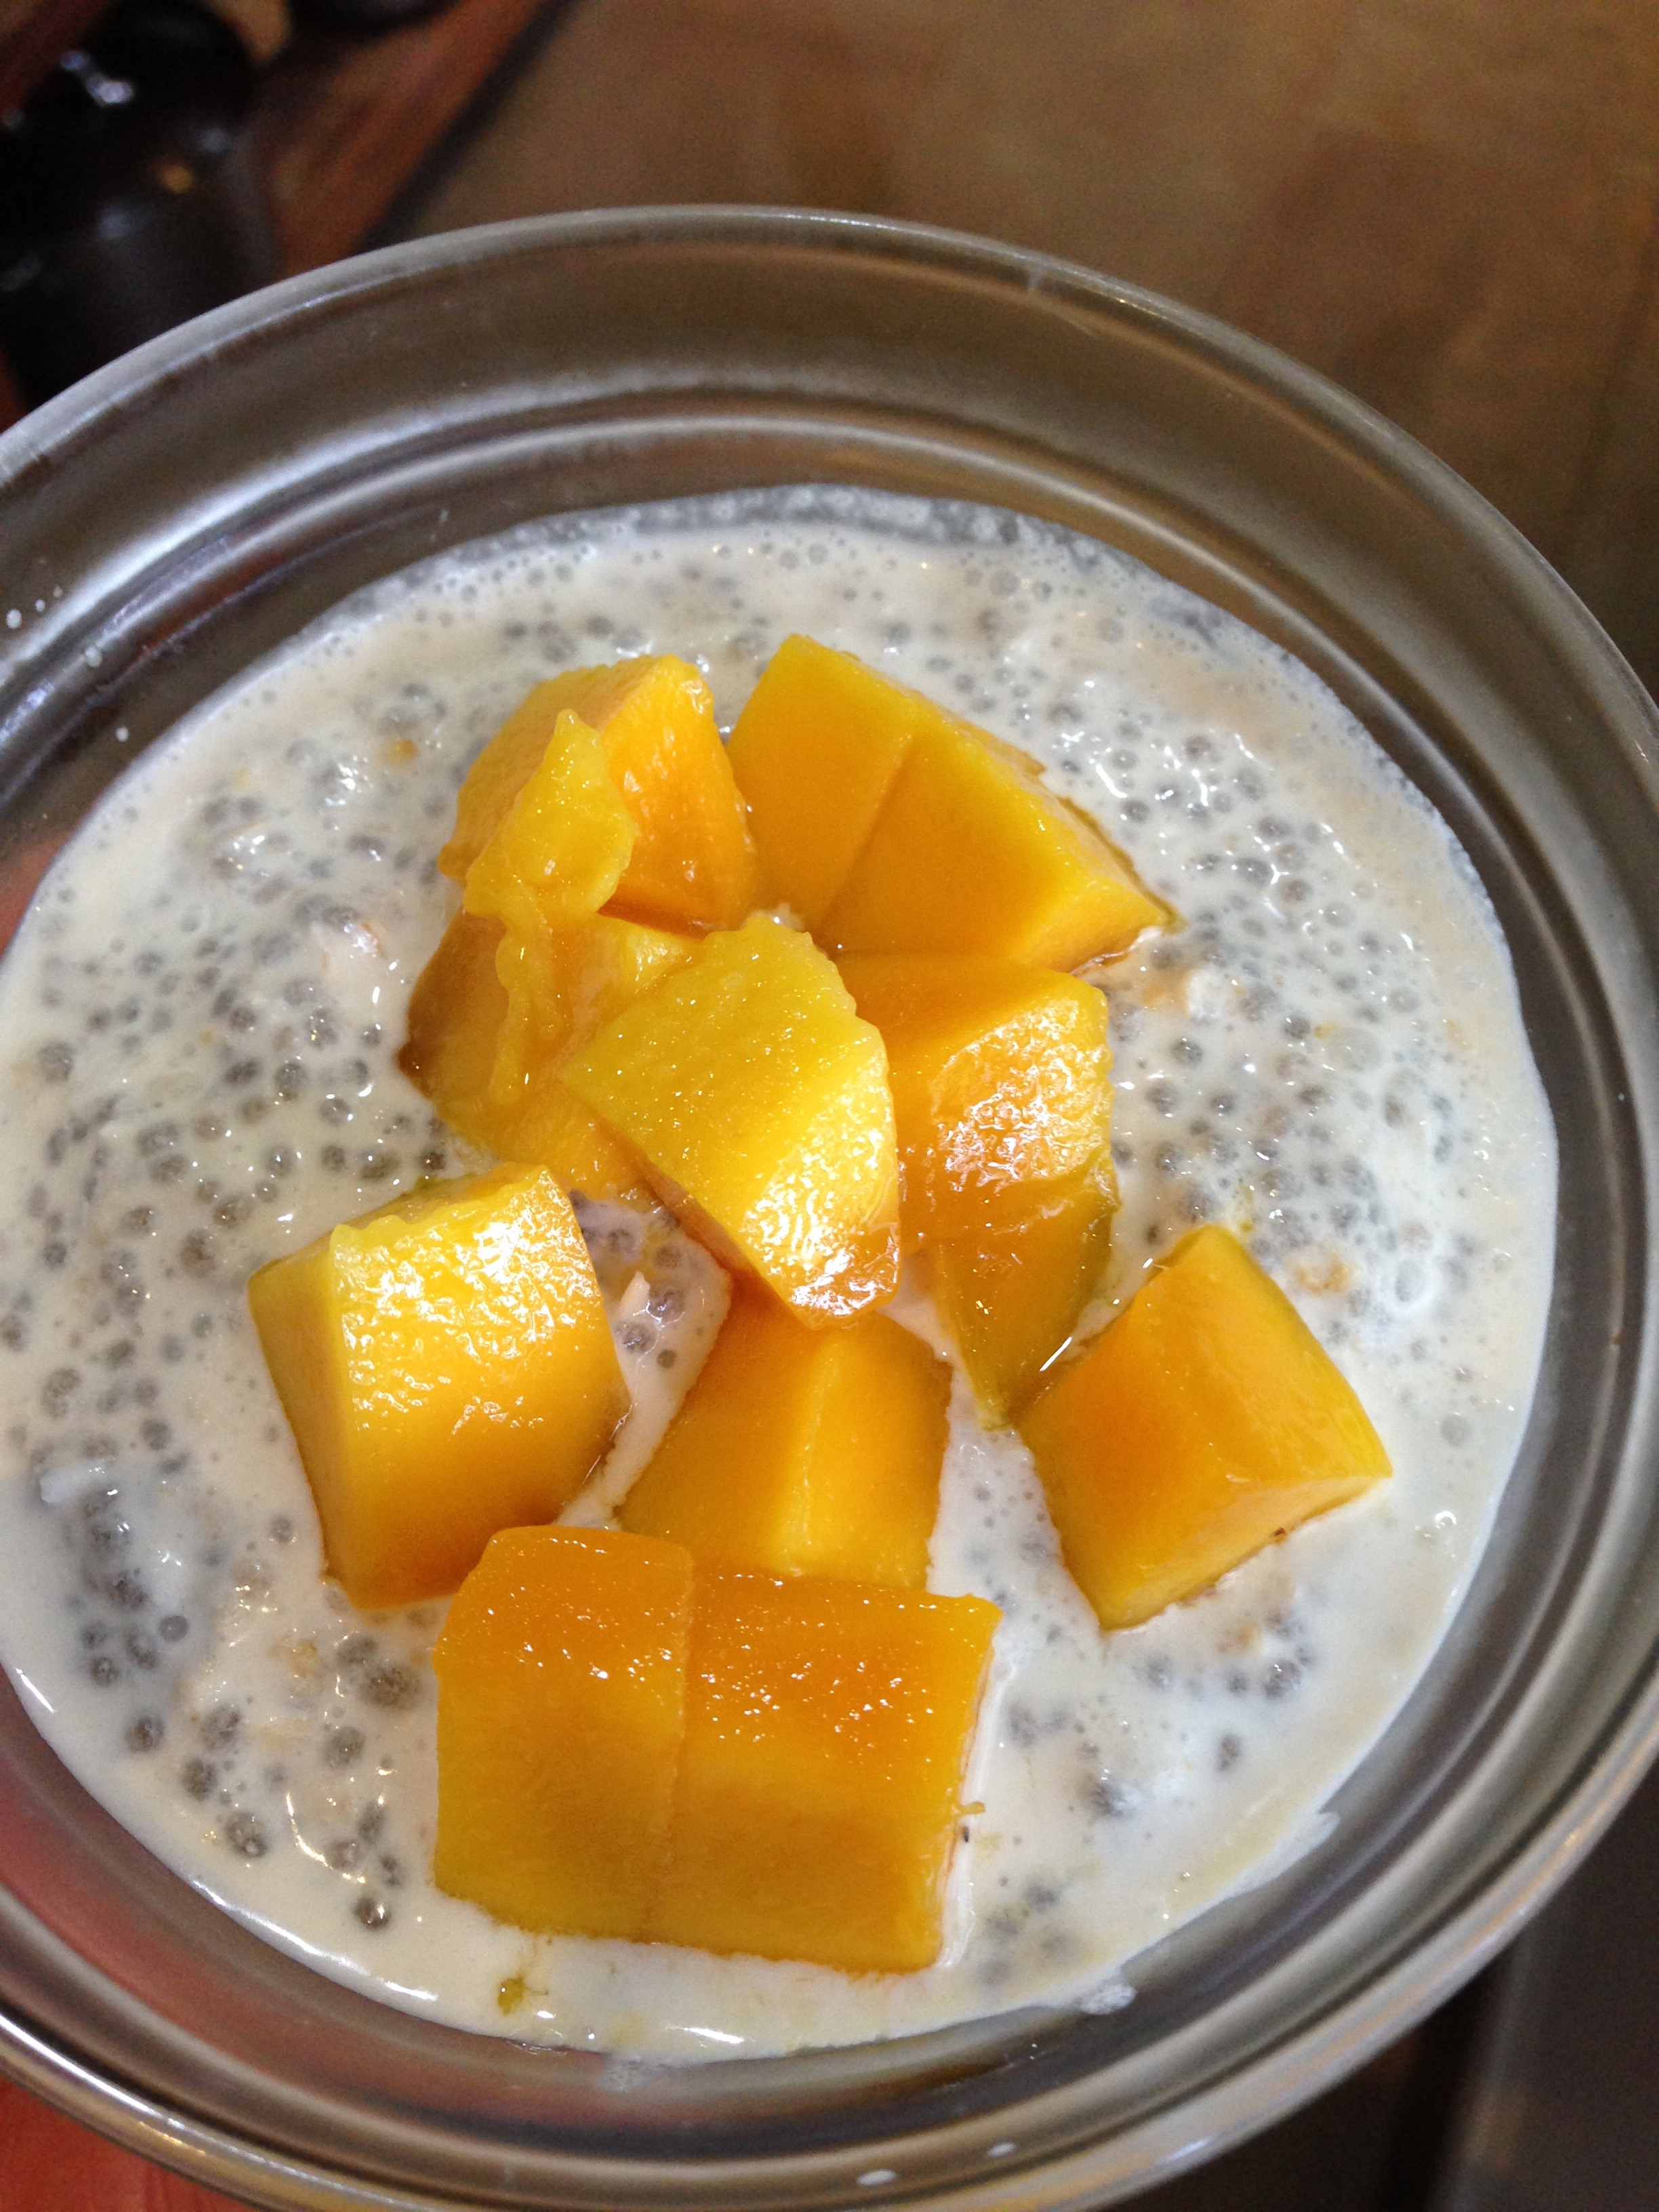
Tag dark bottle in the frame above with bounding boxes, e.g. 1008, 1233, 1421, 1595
0, 0, 280, 407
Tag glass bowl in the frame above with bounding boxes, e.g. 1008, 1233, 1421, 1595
1, 207, 1657, 2211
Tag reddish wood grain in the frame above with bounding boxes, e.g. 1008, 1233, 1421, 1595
0, 2079, 251, 2211
253, 0, 549, 278
0, 840, 62, 953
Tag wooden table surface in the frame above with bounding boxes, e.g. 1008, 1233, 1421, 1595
398, 0, 1659, 701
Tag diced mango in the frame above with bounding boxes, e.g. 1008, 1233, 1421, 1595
398, 906, 509, 1155
929, 1164, 1115, 1429
247, 1166, 627, 1608
827, 718, 1169, 967
501, 1082, 655, 1203
836, 953, 1113, 1247
399, 912, 697, 1200
442, 657, 758, 933
727, 636, 1168, 963
647, 1570, 1000, 1971
459, 707, 636, 941
726, 634, 919, 927
1020, 1226, 1392, 1630
558, 911, 703, 1035
561, 914, 900, 1322
457, 708, 636, 1092
620, 1279, 949, 1584
485, 914, 698, 1195
433, 1525, 693, 1939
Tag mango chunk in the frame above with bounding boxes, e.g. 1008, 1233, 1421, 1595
399, 911, 696, 1200
620, 1279, 949, 1584
398, 906, 508, 1154
434, 1525, 693, 1939
929, 1164, 1115, 1429
458, 708, 636, 1090
647, 1570, 1000, 1971
836, 953, 1113, 1247
728, 636, 1168, 963
442, 657, 759, 933
827, 719, 1169, 966
561, 914, 901, 1322
1020, 1226, 1392, 1630
459, 706, 636, 942
247, 1166, 627, 1608
726, 634, 919, 928
486, 914, 699, 1194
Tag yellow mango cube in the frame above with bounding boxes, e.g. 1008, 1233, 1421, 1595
836, 953, 1113, 1247
459, 705, 636, 941
561, 914, 901, 1322
458, 708, 636, 1092
486, 914, 698, 1195
726, 634, 920, 927
442, 657, 758, 933
727, 636, 1168, 963
1020, 1226, 1392, 1630
620, 1279, 949, 1584
827, 717, 1170, 967
434, 1525, 693, 1939
558, 910, 702, 1034
399, 912, 696, 1200
928, 1164, 1116, 1429
647, 1570, 1000, 1971
398, 907, 509, 1155
247, 1166, 627, 1608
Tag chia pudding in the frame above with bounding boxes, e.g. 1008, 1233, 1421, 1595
0, 487, 1555, 2059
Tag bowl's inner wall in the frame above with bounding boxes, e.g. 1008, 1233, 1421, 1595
1, 214, 1656, 2211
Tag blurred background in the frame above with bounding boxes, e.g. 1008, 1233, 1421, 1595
1, 3, 1658, 2207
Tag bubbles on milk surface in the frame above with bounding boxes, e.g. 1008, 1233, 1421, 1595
0, 487, 1554, 2057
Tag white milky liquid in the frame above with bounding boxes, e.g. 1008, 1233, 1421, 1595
0, 488, 1555, 2060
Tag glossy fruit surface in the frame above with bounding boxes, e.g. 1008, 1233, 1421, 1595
928, 1163, 1116, 1427
400, 910, 695, 1199
434, 1525, 694, 1940
562, 914, 900, 1320
728, 635, 1168, 963
837, 951, 1112, 1246
647, 1568, 1000, 1972
1021, 1225, 1392, 1629
442, 655, 758, 933
621, 1279, 950, 1584
457, 706, 636, 1091
247, 1166, 626, 1607
726, 633, 920, 926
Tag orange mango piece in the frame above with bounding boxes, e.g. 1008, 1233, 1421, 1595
726, 634, 918, 928
1020, 1225, 1392, 1631
398, 906, 508, 1155
434, 1525, 693, 1940
647, 1570, 1000, 1972
620, 1279, 949, 1585
561, 914, 900, 1322
399, 911, 696, 1200
727, 636, 1168, 963
459, 706, 636, 940
929, 1163, 1115, 1429
486, 914, 698, 1193
442, 657, 758, 933
457, 707, 636, 1092
247, 1166, 626, 1608
836, 953, 1113, 1247
827, 718, 1170, 967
